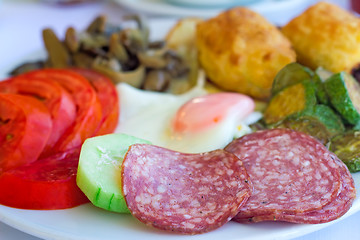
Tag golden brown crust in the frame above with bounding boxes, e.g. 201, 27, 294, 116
282, 1, 360, 73
196, 7, 295, 100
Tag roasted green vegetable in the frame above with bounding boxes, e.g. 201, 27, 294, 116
324, 72, 360, 125
309, 105, 345, 134
273, 116, 332, 144
312, 72, 329, 105
272, 105, 344, 144
271, 62, 313, 96
264, 80, 317, 125
271, 63, 328, 104
329, 131, 360, 172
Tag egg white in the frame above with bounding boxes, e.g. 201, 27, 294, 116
114, 74, 261, 153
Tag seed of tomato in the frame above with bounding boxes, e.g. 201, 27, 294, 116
0, 76, 76, 156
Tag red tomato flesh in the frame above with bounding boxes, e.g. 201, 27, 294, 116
0, 148, 89, 209
0, 93, 52, 173
71, 68, 119, 135
0, 77, 76, 155
24, 69, 102, 154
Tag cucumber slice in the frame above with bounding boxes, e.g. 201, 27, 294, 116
324, 72, 360, 125
77, 133, 151, 213
329, 131, 360, 173
264, 80, 317, 125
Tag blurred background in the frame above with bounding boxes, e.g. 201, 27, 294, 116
0, 0, 352, 73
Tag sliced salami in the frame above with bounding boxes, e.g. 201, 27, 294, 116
121, 144, 252, 234
238, 152, 356, 223
225, 129, 343, 220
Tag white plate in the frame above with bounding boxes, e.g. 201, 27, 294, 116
0, 172, 359, 240
164, 0, 260, 8
113, 0, 311, 19
1, 18, 360, 240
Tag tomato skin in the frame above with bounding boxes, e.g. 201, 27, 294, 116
0, 93, 52, 173
0, 148, 89, 209
24, 69, 102, 154
71, 68, 119, 135
0, 77, 76, 156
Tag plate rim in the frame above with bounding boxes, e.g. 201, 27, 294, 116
1, 16, 360, 240
113, 0, 312, 18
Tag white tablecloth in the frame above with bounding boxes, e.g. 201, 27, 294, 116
0, 0, 358, 239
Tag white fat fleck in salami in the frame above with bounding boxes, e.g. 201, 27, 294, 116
121, 144, 252, 234
225, 129, 343, 220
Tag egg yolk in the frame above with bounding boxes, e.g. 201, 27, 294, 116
171, 92, 255, 134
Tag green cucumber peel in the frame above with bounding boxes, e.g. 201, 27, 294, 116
305, 104, 345, 135
271, 62, 314, 96
312, 73, 329, 105
77, 133, 151, 213
324, 72, 360, 125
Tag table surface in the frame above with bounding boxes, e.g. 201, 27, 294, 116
1, 0, 359, 239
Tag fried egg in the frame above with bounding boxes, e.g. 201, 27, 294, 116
114, 75, 261, 153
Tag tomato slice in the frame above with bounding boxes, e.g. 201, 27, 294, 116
0, 76, 76, 156
0, 93, 52, 173
71, 68, 119, 135
24, 69, 102, 153
0, 148, 89, 209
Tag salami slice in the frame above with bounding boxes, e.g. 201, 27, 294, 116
121, 144, 252, 234
240, 152, 356, 224
239, 152, 356, 223
225, 129, 343, 220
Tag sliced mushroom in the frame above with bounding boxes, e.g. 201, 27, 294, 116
143, 70, 171, 92
108, 58, 122, 72
72, 52, 94, 68
164, 50, 189, 77
9, 14, 194, 95
86, 15, 107, 34
137, 52, 167, 69
124, 15, 149, 44
119, 28, 147, 53
92, 56, 121, 71
80, 47, 108, 59
79, 32, 108, 50
43, 28, 71, 68
166, 76, 194, 94
117, 65, 145, 88
109, 33, 129, 64
121, 53, 140, 72
92, 57, 145, 88
65, 27, 79, 53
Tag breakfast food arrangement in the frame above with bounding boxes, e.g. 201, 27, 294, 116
1, 1, 360, 238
